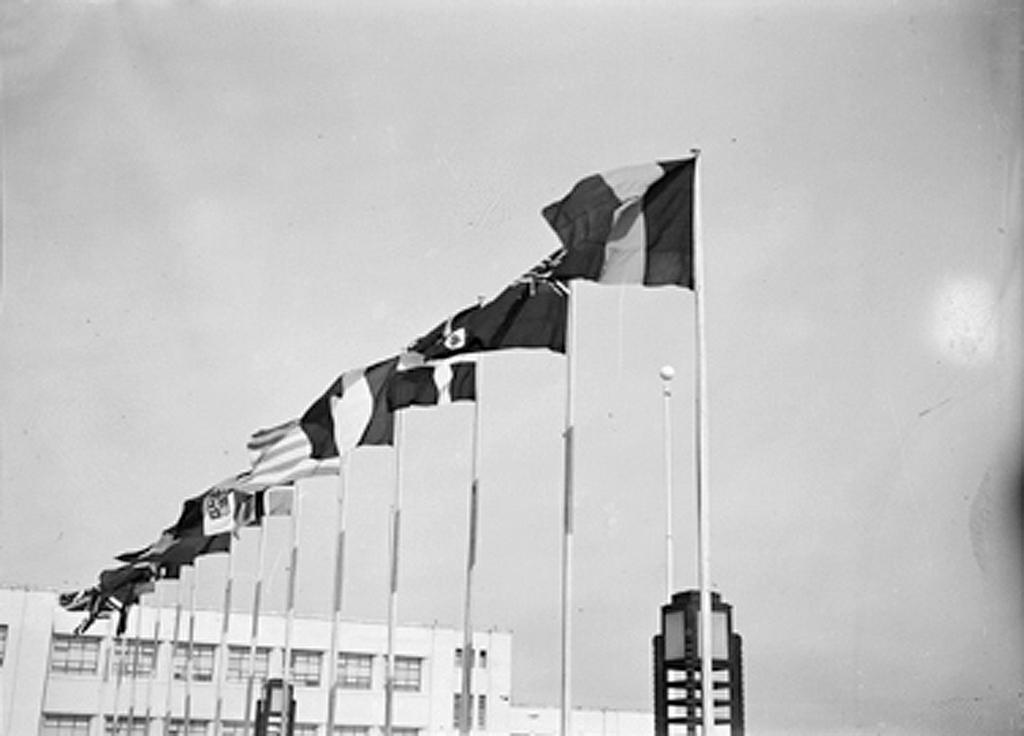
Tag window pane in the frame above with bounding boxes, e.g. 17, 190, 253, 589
114, 640, 157, 678
333, 728, 369, 736
226, 646, 271, 683
477, 694, 487, 729
167, 720, 208, 736
293, 725, 319, 736
290, 649, 323, 687
104, 716, 148, 736
172, 644, 216, 682
393, 656, 422, 692
49, 635, 101, 675
40, 714, 91, 736
337, 652, 372, 690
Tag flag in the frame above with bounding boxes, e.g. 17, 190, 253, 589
236, 485, 295, 527
243, 356, 401, 486
387, 362, 476, 410
65, 563, 158, 636
542, 158, 696, 288
407, 259, 567, 361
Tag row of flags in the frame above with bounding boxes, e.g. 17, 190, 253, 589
59, 156, 698, 637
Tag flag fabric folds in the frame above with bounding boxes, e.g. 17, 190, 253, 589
61, 562, 159, 635
542, 158, 696, 288
243, 356, 401, 486
387, 362, 477, 410
407, 259, 568, 361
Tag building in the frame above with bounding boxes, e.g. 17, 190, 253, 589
0, 586, 651, 736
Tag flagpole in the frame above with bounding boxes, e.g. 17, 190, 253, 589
691, 149, 714, 736
282, 485, 302, 736
184, 565, 199, 735
214, 545, 235, 736
126, 601, 145, 733
111, 631, 125, 736
98, 615, 116, 734
143, 585, 162, 736
560, 281, 578, 736
243, 519, 268, 736
660, 365, 676, 602
326, 456, 351, 736
459, 363, 483, 736
163, 578, 184, 736
384, 411, 405, 736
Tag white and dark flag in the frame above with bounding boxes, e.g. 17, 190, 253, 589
387, 361, 477, 411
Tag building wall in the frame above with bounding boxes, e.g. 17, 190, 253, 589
0, 587, 650, 736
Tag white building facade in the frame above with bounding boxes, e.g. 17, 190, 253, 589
0, 587, 651, 736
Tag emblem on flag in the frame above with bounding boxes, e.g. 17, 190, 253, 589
202, 487, 236, 536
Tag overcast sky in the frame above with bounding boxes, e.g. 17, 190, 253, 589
1, 2, 1021, 734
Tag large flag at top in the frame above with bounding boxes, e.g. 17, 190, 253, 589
542, 158, 696, 288
408, 259, 567, 361
243, 356, 401, 486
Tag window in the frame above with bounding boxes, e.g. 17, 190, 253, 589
115, 640, 157, 677
167, 720, 208, 736
477, 694, 487, 729
0, 624, 7, 666
393, 656, 422, 692
226, 645, 271, 683
49, 635, 101, 674
172, 643, 215, 682
333, 728, 369, 736
293, 725, 319, 736
337, 652, 372, 690
103, 716, 147, 736
220, 722, 246, 736
290, 649, 323, 687
40, 714, 91, 736
452, 693, 471, 730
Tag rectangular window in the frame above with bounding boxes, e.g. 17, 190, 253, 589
452, 693, 472, 730
333, 728, 369, 736
49, 635, 101, 675
220, 722, 246, 736
226, 645, 271, 683
167, 720, 208, 736
115, 640, 157, 677
293, 725, 319, 736
172, 643, 216, 682
393, 656, 422, 692
337, 652, 372, 690
103, 716, 148, 736
40, 714, 91, 736
477, 694, 487, 729
0, 624, 7, 667
290, 649, 323, 687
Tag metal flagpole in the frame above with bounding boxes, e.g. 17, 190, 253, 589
384, 411, 405, 736
126, 601, 145, 733
459, 365, 483, 736
282, 485, 302, 736
143, 585, 162, 736
326, 456, 352, 735
98, 615, 117, 734
243, 518, 269, 736
110, 631, 125, 735
559, 281, 578, 736
214, 545, 235, 736
163, 578, 184, 736
184, 565, 199, 735
660, 365, 676, 602
691, 149, 715, 736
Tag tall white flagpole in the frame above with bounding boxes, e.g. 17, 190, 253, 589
126, 601, 145, 732
660, 364, 676, 603
214, 545, 235, 736
384, 411, 405, 736
243, 518, 268, 736
110, 630, 125, 735
163, 578, 184, 736
326, 456, 351, 736
559, 281, 578, 736
183, 565, 199, 735
459, 366, 482, 736
691, 149, 715, 736
143, 585, 162, 736
282, 486, 303, 736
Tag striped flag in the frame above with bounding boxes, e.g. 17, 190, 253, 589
243, 356, 401, 486
542, 158, 696, 288
387, 362, 476, 411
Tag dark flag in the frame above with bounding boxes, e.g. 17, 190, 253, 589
387, 362, 477, 410
542, 158, 696, 288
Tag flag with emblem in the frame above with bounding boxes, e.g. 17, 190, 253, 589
387, 361, 477, 410
542, 158, 696, 288
408, 258, 567, 361
242, 356, 401, 486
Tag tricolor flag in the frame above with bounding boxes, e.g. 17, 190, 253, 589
387, 362, 477, 411
542, 158, 696, 288
408, 260, 567, 361
243, 356, 401, 486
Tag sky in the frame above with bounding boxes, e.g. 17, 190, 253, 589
1, 1, 1022, 734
